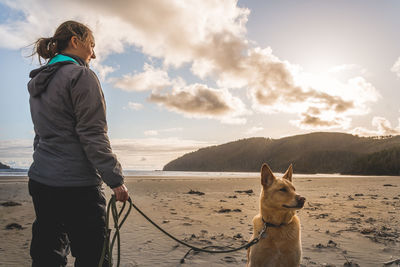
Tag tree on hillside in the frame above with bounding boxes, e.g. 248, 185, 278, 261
0, 162, 11, 169
345, 147, 400, 175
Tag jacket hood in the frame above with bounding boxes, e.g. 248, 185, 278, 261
28, 54, 87, 97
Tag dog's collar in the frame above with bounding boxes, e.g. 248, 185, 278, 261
262, 217, 287, 228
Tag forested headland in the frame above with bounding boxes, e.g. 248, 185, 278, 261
163, 132, 400, 175
0, 162, 11, 169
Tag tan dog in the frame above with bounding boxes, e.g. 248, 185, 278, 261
247, 163, 306, 267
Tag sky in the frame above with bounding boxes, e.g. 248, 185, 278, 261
0, 0, 400, 170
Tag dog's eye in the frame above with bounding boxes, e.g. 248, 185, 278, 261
279, 188, 287, 192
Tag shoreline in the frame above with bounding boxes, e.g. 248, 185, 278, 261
1, 173, 400, 179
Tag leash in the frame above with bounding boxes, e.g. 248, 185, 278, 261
99, 195, 132, 267
99, 196, 269, 266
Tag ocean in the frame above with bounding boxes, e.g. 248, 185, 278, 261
0, 169, 382, 179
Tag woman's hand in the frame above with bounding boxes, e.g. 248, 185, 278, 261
112, 184, 129, 202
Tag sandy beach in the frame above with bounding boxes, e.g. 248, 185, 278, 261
1, 174, 399, 266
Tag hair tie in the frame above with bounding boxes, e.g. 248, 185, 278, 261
47, 37, 55, 50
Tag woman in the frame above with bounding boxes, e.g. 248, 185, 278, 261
28, 20, 129, 266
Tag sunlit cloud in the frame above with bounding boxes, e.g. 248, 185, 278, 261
113, 64, 172, 92
73, 0, 248, 70
143, 127, 184, 137
0, 24, 27, 50
144, 127, 183, 137
124, 102, 144, 111
0, 0, 251, 125
144, 130, 159, 136
0, 0, 381, 130
114, 64, 250, 124
162, 127, 183, 133
328, 64, 367, 75
291, 113, 352, 130
391, 57, 400, 78
245, 126, 264, 135
351, 116, 400, 136
243, 48, 379, 129
92, 63, 117, 82
149, 83, 249, 124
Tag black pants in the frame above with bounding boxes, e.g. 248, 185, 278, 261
28, 179, 109, 267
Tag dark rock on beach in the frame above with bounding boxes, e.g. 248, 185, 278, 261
6, 223, 24, 230
1, 201, 22, 207
315, 240, 338, 249
217, 208, 242, 213
344, 261, 360, 267
234, 189, 254, 194
187, 189, 205, 196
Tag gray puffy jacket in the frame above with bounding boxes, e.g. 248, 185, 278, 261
28, 54, 124, 188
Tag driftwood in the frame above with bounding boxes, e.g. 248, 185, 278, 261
187, 189, 205, 196
383, 258, 400, 266
234, 189, 253, 194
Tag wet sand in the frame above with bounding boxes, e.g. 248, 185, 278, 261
0, 175, 399, 266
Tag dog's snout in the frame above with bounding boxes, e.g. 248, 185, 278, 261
296, 195, 306, 203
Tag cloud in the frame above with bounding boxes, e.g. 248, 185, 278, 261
391, 57, 400, 78
0, 24, 27, 50
1, 0, 249, 75
328, 64, 367, 75
0, 138, 214, 170
92, 63, 116, 82
149, 83, 249, 124
1, 0, 248, 67
125, 102, 144, 111
113, 63, 172, 92
81, 0, 249, 68
162, 127, 183, 133
240, 48, 379, 129
114, 63, 249, 124
291, 113, 352, 130
144, 127, 183, 137
144, 130, 158, 136
351, 116, 400, 136
0, 0, 381, 130
1, 0, 251, 126
245, 126, 263, 135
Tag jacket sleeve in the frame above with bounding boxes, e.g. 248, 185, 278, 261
70, 67, 124, 188
33, 133, 39, 150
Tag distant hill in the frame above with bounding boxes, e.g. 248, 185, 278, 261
0, 162, 11, 169
344, 146, 400, 175
163, 132, 400, 175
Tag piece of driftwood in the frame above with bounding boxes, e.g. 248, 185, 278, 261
383, 258, 400, 266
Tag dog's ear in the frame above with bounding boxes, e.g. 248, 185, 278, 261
261, 163, 275, 187
283, 164, 293, 182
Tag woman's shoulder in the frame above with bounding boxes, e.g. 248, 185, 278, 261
59, 64, 99, 85
64, 66, 103, 92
